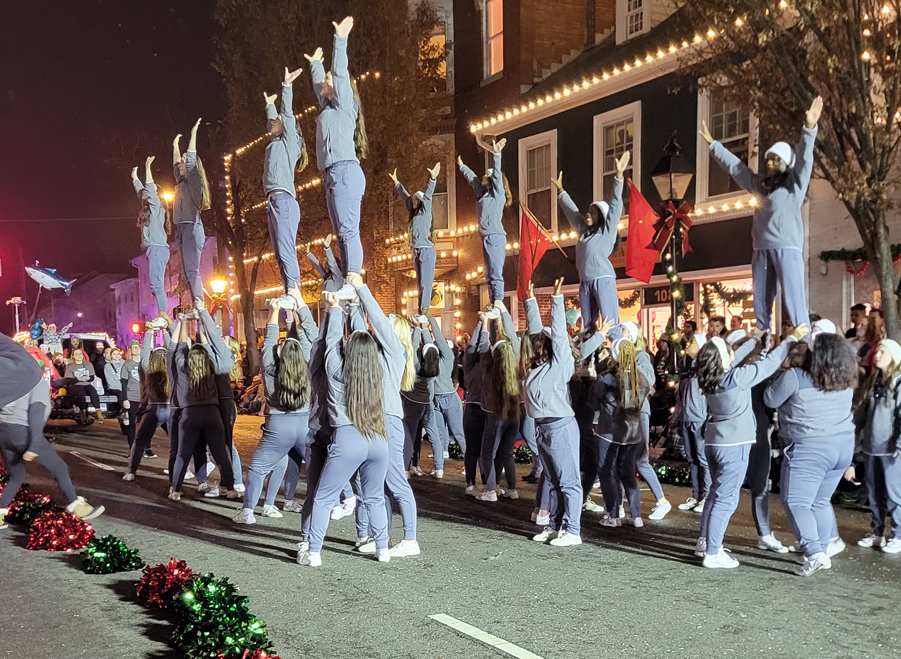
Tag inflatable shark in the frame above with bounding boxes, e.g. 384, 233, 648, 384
25, 262, 75, 295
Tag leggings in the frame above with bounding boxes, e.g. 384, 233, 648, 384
682, 421, 711, 501
242, 412, 309, 510
0, 423, 77, 508
128, 404, 169, 474
463, 403, 486, 487
219, 398, 243, 487
172, 404, 234, 492
402, 397, 430, 470
266, 191, 302, 291
301, 427, 332, 542
324, 160, 366, 275
635, 413, 665, 500
434, 391, 466, 456
480, 412, 517, 491
599, 441, 642, 519
167, 408, 207, 482
124, 399, 140, 447
72, 385, 99, 411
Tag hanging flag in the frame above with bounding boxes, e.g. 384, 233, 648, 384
517, 209, 551, 301
625, 181, 660, 284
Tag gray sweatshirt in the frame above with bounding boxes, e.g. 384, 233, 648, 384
677, 355, 707, 424
429, 316, 456, 395
104, 360, 124, 392
173, 150, 203, 225
709, 124, 817, 251
464, 322, 485, 405
637, 350, 654, 417
557, 177, 623, 281
261, 307, 316, 414
478, 310, 519, 414
0, 377, 50, 452
763, 368, 854, 442
65, 361, 96, 387
402, 327, 435, 405
592, 369, 650, 445
311, 36, 359, 171
133, 180, 168, 247
264, 83, 303, 197
307, 246, 343, 292
703, 337, 796, 447
0, 332, 42, 409
459, 151, 505, 236
324, 306, 355, 428
853, 374, 901, 456
198, 309, 237, 401
120, 359, 141, 401
523, 295, 575, 420
173, 343, 219, 407
307, 311, 330, 433
356, 284, 408, 419
396, 178, 436, 248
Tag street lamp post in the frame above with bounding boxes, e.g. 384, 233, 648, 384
209, 269, 230, 337
5, 297, 26, 334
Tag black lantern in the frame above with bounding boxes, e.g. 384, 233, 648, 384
651, 134, 694, 202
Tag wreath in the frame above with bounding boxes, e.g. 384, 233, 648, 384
700, 282, 753, 318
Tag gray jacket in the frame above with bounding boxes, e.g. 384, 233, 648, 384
357, 284, 407, 419
402, 327, 435, 405
104, 361, 124, 392
261, 306, 316, 415
523, 295, 574, 420
264, 83, 303, 197
311, 36, 359, 171
459, 151, 505, 236
557, 177, 623, 281
397, 178, 436, 248
853, 374, 901, 456
133, 180, 168, 247
763, 368, 854, 442
677, 356, 707, 424
592, 369, 650, 445
199, 309, 236, 401
709, 125, 817, 251
429, 316, 456, 395
173, 150, 203, 225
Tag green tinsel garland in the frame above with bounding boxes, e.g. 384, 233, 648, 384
172, 573, 273, 659
652, 463, 692, 488
448, 442, 463, 460
618, 290, 640, 309
514, 444, 533, 465
82, 535, 144, 574
819, 244, 901, 263
700, 282, 753, 319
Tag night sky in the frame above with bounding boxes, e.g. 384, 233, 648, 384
0, 1, 224, 334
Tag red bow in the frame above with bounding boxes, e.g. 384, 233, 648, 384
648, 200, 692, 257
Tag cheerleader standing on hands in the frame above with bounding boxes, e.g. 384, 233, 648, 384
131, 156, 172, 329
172, 118, 211, 305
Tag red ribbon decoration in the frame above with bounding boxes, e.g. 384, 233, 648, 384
648, 200, 693, 257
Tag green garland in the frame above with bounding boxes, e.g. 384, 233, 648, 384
82, 535, 144, 574
618, 290, 640, 309
819, 244, 901, 262
700, 282, 753, 319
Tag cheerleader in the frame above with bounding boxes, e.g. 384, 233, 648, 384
463, 320, 488, 496
427, 314, 465, 478
234, 290, 315, 524
390, 163, 441, 321
677, 333, 710, 513
702, 97, 822, 329
695, 324, 807, 568
853, 339, 901, 553
400, 320, 439, 475
172, 118, 211, 305
123, 328, 170, 479
264, 65, 308, 309
131, 156, 172, 328
523, 279, 595, 546
457, 139, 512, 305
305, 16, 368, 300
298, 288, 391, 567
553, 156, 628, 343
305, 234, 343, 293
763, 331, 857, 575
120, 340, 143, 447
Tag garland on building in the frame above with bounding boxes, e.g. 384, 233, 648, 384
618, 290, 640, 309
819, 244, 901, 277
700, 282, 753, 318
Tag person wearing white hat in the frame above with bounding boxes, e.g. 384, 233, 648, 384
553, 153, 630, 346
853, 338, 901, 554
701, 96, 823, 331
694, 324, 808, 568
677, 333, 710, 513
390, 163, 441, 323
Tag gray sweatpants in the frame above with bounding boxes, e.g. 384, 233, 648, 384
536, 417, 583, 535
324, 160, 366, 275
414, 246, 436, 313
580, 276, 622, 340
682, 421, 711, 500
433, 392, 466, 455
266, 191, 302, 290
175, 221, 205, 301
243, 411, 309, 511
0, 422, 77, 508
864, 452, 901, 538
752, 247, 808, 329
481, 412, 517, 490
700, 443, 752, 555
385, 414, 418, 541
481, 234, 506, 303
146, 244, 171, 314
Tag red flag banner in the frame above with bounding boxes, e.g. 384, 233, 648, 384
625, 181, 660, 284
517, 209, 551, 301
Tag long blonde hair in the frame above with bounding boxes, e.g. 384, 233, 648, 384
489, 340, 521, 422
614, 340, 642, 422
391, 316, 415, 391
186, 344, 214, 401
351, 79, 368, 160
195, 157, 212, 211
344, 331, 386, 439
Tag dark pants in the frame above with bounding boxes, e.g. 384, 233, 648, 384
402, 398, 430, 470
72, 385, 99, 411
599, 441, 642, 519
0, 422, 77, 508
124, 400, 139, 447
127, 405, 169, 474
463, 403, 486, 487
172, 405, 234, 491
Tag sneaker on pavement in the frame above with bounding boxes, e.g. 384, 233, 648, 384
233, 483, 246, 494
592, 479, 601, 491
388, 540, 421, 557
758, 533, 791, 554
795, 552, 831, 577
443, 450, 450, 460
185, 470, 195, 481
535, 512, 550, 526
298, 550, 322, 567
882, 538, 901, 554
599, 517, 622, 528
197, 481, 217, 495
356, 540, 377, 554
477, 490, 498, 502
522, 474, 538, 484
410, 466, 424, 477
225, 489, 241, 500
678, 497, 699, 511
826, 537, 846, 558
703, 548, 739, 569
143, 449, 157, 459
66, 496, 105, 521
261, 505, 283, 518
583, 498, 605, 513
168, 489, 182, 501
649, 499, 672, 520
630, 517, 644, 528
693, 498, 706, 514
431, 469, 444, 479
122, 473, 135, 482
549, 530, 582, 547
503, 489, 519, 499
330, 496, 357, 520
532, 528, 558, 542
203, 485, 222, 498
858, 533, 886, 548
355, 536, 373, 548
376, 548, 391, 563
233, 508, 257, 525
465, 485, 479, 497
695, 538, 707, 557
282, 500, 303, 513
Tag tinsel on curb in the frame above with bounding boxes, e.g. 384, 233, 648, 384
26, 510, 94, 551
82, 534, 144, 574
7, 490, 62, 525
513, 440, 533, 465
136, 559, 195, 608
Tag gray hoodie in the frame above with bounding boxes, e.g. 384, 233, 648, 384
173, 150, 203, 225
709, 125, 817, 251
264, 83, 303, 197
396, 178, 436, 248
523, 295, 575, 420
853, 374, 901, 456
677, 355, 707, 424
557, 176, 623, 281
199, 309, 237, 401
133, 180, 168, 247
356, 284, 408, 419
763, 367, 854, 442
592, 368, 650, 445
459, 151, 505, 236
261, 305, 317, 414
311, 36, 359, 171
429, 316, 456, 395
402, 327, 436, 405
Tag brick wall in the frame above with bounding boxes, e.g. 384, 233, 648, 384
522, 0, 587, 81
515, 292, 554, 329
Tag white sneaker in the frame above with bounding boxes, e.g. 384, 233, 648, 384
203, 485, 221, 498
122, 473, 135, 482
356, 540, 377, 554
477, 490, 498, 502
583, 498, 604, 513
826, 537, 846, 558
465, 485, 479, 497
599, 517, 622, 528
883, 538, 901, 554
297, 540, 309, 552
485, 308, 501, 320
757, 533, 791, 554
298, 550, 322, 567
376, 548, 391, 563
630, 517, 644, 528
149, 317, 169, 330
443, 450, 450, 460
196, 481, 215, 493
703, 548, 739, 569
184, 470, 195, 481
431, 469, 444, 479
693, 498, 706, 514
334, 283, 359, 301
549, 530, 583, 547
532, 528, 558, 542
413, 314, 428, 325
233, 508, 256, 525
282, 500, 303, 513
695, 537, 707, 557
225, 489, 241, 500
410, 466, 424, 477
618, 505, 626, 518
277, 294, 297, 310
678, 497, 699, 511
648, 499, 671, 520
503, 489, 519, 499
330, 496, 357, 520
591, 479, 601, 491
388, 540, 421, 557
858, 533, 886, 548
168, 490, 182, 501
233, 483, 246, 494
355, 536, 372, 548
795, 552, 831, 577
261, 505, 283, 518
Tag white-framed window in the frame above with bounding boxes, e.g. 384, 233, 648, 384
696, 85, 759, 206
484, 0, 504, 78
518, 129, 558, 233
593, 101, 641, 220
432, 191, 449, 231
616, 0, 650, 43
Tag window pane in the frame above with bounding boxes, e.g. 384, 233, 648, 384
527, 144, 549, 190
488, 35, 503, 75
487, 0, 503, 38
528, 189, 552, 229
627, 0, 643, 11
432, 192, 449, 231
708, 89, 750, 197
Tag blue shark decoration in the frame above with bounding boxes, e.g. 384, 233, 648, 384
25, 262, 76, 295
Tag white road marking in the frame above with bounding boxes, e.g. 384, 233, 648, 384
69, 452, 115, 471
429, 614, 544, 659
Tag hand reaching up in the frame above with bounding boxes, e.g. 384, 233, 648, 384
334, 16, 354, 38
284, 66, 303, 85
428, 162, 441, 179
304, 47, 324, 64
264, 92, 277, 105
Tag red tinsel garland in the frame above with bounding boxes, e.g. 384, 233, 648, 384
218, 651, 282, 659
136, 559, 195, 608
845, 252, 901, 276
26, 511, 94, 551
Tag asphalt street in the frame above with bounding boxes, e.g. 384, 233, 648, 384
1, 417, 899, 659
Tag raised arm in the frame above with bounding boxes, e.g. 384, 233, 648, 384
306, 47, 326, 105
395, 182, 415, 213
132, 174, 144, 201
331, 21, 354, 107
762, 367, 799, 409
464, 320, 483, 366
605, 175, 624, 231
324, 244, 340, 275
429, 315, 453, 362
199, 308, 235, 375
458, 158, 486, 197
489, 150, 503, 195
262, 301, 280, 376
280, 81, 298, 141
557, 190, 588, 234
548, 294, 571, 368
323, 305, 346, 381
295, 304, 318, 360
709, 141, 762, 194
732, 336, 760, 367
140, 329, 154, 370
525, 297, 544, 337
733, 337, 798, 390
172, 134, 182, 169
795, 124, 818, 193
306, 250, 328, 279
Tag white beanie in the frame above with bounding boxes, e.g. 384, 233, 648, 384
423, 343, 439, 355
590, 201, 609, 220
810, 318, 837, 339
414, 191, 425, 201
610, 337, 628, 362
725, 329, 747, 346
693, 334, 707, 350
879, 339, 901, 366
765, 142, 795, 168
709, 336, 731, 369
619, 321, 639, 343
